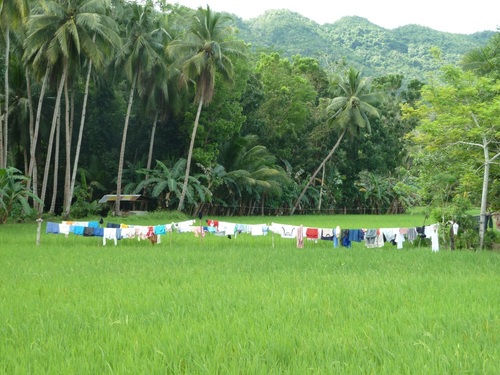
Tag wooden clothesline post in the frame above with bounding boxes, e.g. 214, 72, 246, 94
36, 218, 43, 245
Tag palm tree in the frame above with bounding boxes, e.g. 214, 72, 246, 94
215, 134, 290, 215
290, 67, 383, 214
140, 54, 182, 172
24, 0, 120, 215
356, 171, 392, 214
64, 1, 121, 218
166, 5, 248, 211
5, 49, 31, 173
461, 33, 500, 79
24, 3, 67, 214
133, 159, 211, 210
0, 0, 30, 167
76, 154, 110, 202
112, 1, 169, 215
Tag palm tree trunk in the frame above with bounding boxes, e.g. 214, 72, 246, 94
2, 26, 10, 168
290, 128, 346, 215
68, 59, 93, 218
25, 67, 35, 176
115, 72, 138, 215
146, 110, 159, 171
62, 78, 72, 218
28, 66, 50, 189
39, 61, 68, 214
50, 111, 61, 214
33, 159, 39, 211
178, 91, 204, 211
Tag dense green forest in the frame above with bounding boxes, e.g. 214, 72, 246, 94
234, 10, 494, 81
0, 0, 499, 239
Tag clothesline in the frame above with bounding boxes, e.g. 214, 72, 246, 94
45, 219, 449, 250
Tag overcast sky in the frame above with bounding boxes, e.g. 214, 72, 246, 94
173, 0, 499, 35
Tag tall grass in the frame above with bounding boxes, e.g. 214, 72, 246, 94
0, 215, 498, 374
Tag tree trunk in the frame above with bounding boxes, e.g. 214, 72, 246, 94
25, 67, 35, 176
1, 26, 10, 168
33, 159, 39, 211
178, 91, 205, 211
28, 66, 50, 189
39, 61, 68, 215
115, 72, 138, 216
68, 47, 95, 218
479, 136, 490, 250
290, 128, 346, 215
50, 111, 61, 214
62, 79, 72, 218
146, 110, 159, 171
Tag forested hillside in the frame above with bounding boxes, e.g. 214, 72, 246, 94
233, 10, 494, 81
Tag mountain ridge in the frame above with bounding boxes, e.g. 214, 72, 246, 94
229, 10, 495, 81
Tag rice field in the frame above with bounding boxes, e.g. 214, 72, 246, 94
0, 214, 498, 374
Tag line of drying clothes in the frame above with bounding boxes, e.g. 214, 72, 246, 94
269, 222, 442, 250
45, 220, 197, 246
197, 220, 444, 250
45, 219, 445, 250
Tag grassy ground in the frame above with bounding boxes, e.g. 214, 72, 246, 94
0, 213, 498, 373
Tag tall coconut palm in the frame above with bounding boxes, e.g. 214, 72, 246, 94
290, 67, 383, 214
166, 5, 248, 211
64, 2, 121, 218
6, 52, 31, 173
112, 1, 169, 215
140, 54, 182, 172
0, 0, 30, 168
24, 0, 121, 215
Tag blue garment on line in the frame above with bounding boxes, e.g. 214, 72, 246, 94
348, 229, 364, 242
154, 225, 166, 235
71, 225, 85, 235
93, 227, 104, 237
46, 222, 59, 234
342, 229, 351, 248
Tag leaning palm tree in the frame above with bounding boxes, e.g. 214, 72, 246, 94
166, 5, 248, 211
290, 67, 383, 215
23, 50, 50, 191
112, 1, 169, 215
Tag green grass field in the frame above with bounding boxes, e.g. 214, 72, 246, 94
0, 214, 498, 374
